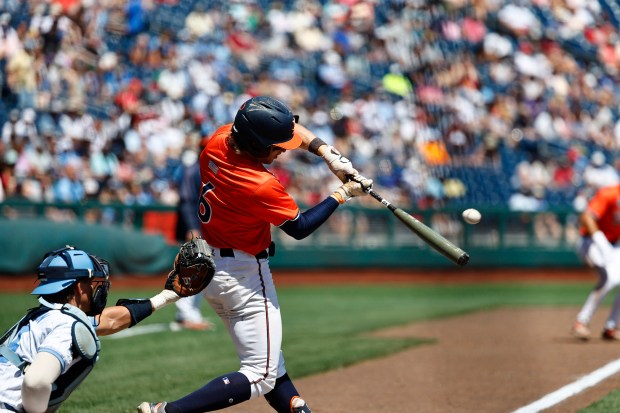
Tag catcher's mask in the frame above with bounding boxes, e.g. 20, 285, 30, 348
32, 246, 111, 316
231, 96, 302, 158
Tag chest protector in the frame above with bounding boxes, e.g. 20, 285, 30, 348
0, 298, 100, 409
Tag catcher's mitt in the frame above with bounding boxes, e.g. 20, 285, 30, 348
165, 237, 215, 297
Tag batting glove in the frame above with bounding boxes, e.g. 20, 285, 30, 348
332, 176, 373, 204
349, 174, 373, 192
321, 145, 359, 183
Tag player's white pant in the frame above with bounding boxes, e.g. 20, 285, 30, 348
576, 237, 620, 329
203, 249, 286, 400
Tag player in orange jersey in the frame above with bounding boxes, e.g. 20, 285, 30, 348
572, 184, 620, 340
138, 96, 372, 413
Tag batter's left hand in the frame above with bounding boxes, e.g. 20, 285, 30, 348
333, 176, 373, 203
348, 174, 373, 192
321, 145, 359, 183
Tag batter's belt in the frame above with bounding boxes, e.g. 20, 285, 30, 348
219, 242, 275, 260
0, 402, 19, 412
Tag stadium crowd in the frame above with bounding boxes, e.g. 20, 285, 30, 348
1, 0, 620, 222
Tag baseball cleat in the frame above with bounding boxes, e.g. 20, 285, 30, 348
602, 328, 620, 340
291, 396, 312, 413
571, 321, 591, 340
137, 402, 167, 413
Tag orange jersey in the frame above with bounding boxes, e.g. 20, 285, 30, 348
197, 124, 300, 255
582, 185, 620, 242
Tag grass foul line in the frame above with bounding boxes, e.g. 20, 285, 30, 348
102, 322, 182, 340
512, 358, 620, 413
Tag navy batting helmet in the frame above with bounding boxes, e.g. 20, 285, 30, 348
231, 96, 301, 157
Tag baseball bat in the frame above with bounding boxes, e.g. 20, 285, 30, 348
366, 189, 470, 266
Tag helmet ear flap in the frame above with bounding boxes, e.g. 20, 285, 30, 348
232, 129, 272, 158
246, 139, 272, 158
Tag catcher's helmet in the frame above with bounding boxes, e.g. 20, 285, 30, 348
232, 96, 302, 157
32, 246, 110, 314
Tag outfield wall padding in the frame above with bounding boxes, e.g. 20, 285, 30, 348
0, 218, 178, 275
0, 205, 584, 274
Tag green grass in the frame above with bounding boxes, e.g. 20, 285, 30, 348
0, 281, 612, 412
583, 389, 620, 412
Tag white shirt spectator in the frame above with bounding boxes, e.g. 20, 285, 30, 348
509, 189, 547, 212
483, 32, 513, 58
0, 16, 20, 60
59, 111, 95, 141
185, 7, 213, 39
583, 152, 619, 189
158, 63, 191, 100
317, 51, 348, 90
497, 4, 540, 34
514, 51, 552, 79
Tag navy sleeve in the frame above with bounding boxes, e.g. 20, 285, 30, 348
279, 196, 339, 240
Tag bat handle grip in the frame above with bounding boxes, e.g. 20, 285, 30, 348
367, 189, 395, 211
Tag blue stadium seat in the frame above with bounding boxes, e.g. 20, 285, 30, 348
599, 0, 620, 29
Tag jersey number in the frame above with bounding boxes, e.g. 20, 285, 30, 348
198, 182, 215, 223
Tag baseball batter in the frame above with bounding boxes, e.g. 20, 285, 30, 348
572, 184, 620, 340
0, 246, 187, 413
138, 96, 372, 413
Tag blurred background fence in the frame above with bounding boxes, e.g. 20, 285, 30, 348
0, 199, 582, 274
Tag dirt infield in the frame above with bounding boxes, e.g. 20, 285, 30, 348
0, 267, 595, 292
2, 268, 613, 412
225, 307, 620, 413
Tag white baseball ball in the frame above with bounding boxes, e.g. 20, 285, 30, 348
462, 208, 481, 224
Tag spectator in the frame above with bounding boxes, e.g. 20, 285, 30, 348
53, 162, 85, 203
1, 109, 20, 145
574, 151, 619, 211
509, 187, 547, 212
582, 151, 618, 190
0, 12, 20, 61
1, 0, 620, 217
6, 47, 36, 109
185, 4, 213, 40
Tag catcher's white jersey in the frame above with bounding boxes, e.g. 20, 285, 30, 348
0, 309, 94, 412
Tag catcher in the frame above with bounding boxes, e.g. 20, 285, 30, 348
0, 239, 214, 413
